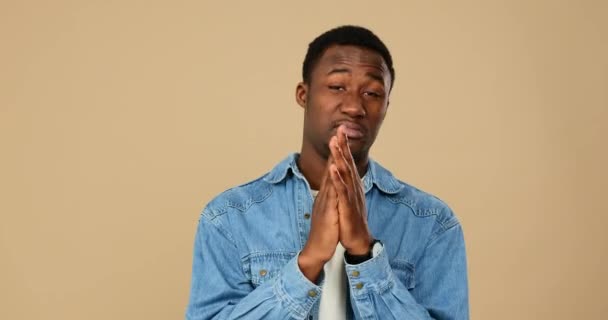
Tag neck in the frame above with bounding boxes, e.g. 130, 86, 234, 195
297, 141, 369, 190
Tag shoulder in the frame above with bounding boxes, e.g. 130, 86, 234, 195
199, 154, 297, 222
370, 159, 460, 232
389, 180, 460, 231
200, 172, 275, 221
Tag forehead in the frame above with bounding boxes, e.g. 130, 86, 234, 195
314, 45, 389, 74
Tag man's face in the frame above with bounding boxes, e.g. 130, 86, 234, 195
297, 45, 391, 162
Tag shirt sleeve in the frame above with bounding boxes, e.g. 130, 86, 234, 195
344, 224, 469, 320
185, 211, 321, 320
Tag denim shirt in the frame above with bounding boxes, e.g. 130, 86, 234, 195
186, 154, 469, 320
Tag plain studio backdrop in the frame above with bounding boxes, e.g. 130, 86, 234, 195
1, 1, 606, 319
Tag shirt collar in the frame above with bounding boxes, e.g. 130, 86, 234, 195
263, 153, 403, 194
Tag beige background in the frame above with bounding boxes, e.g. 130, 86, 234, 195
1, 0, 607, 319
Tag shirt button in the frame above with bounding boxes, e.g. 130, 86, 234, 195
355, 282, 364, 290
308, 290, 318, 297
304, 213, 311, 219
259, 269, 267, 277
351, 270, 360, 277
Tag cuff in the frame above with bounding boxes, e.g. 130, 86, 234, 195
344, 242, 394, 297
273, 252, 322, 319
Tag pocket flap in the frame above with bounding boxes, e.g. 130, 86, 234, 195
244, 252, 296, 286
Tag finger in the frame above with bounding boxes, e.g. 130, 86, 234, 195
331, 134, 354, 188
329, 163, 348, 197
337, 127, 366, 208
316, 154, 336, 212
325, 164, 339, 218
328, 164, 345, 214
317, 152, 334, 192
330, 164, 352, 220
327, 167, 339, 202
337, 126, 358, 183
329, 137, 345, 176
345, 136, 360, 183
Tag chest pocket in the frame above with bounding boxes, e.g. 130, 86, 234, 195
244, 252, 297, 287
390, 259, 416, 290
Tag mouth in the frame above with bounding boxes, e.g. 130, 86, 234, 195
334, 121, 366, 139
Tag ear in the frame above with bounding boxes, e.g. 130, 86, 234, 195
295, 82, 308, 108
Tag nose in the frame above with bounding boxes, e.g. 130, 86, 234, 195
339, 92, 366, 118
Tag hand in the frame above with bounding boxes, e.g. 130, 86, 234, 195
298, 155, 340, 282
328, 126, 373, 255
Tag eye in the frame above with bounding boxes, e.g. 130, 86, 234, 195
328, 85, 345, 91
363, 91, 382, 98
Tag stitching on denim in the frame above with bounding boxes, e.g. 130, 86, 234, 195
201, 214, 237, 246
203, 172, 272, 217
296, 179, 308, 250
273, 275, 310, 319
226, 185, 273, 212
273, 279, 306, 319
243, 251, 297, 260
375, 277, 393, 294
242, 252, 297, 286
347, 249, 392, 297
349, 287, 368, 318
387, 193, 458, 235
438, 214, 460, 230
428, 221, 461, 245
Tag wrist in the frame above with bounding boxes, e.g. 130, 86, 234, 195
345, 236, 374, 256
298, 249, 325, 283
300, 245, 331, 265
345, 239, 379, 265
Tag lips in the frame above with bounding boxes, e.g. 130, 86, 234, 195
336, 122, 365, 139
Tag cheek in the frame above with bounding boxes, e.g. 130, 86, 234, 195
304, 104, 332, 133
368, 108, 388, 131
314, 92, 341, 110
308, 95, 340, 120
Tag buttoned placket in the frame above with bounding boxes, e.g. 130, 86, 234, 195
291, 172, 321, 319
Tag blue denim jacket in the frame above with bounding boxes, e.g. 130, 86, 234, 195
186, 154, 469, 320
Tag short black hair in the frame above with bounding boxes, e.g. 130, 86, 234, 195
302, 25, 395, 89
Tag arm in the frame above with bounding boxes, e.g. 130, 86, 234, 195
345, 224, 469, 320
185, 213, 322, 320
329, 127, 469, 319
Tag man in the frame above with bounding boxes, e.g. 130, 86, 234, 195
186, 25, 469, 320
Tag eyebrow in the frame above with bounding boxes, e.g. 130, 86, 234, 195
326, 68, 385, 85
327, 68, 351, 76
366, 72, 384, 84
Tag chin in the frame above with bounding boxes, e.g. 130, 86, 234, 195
346, 137, 368, 150
348, 142, 371, 161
